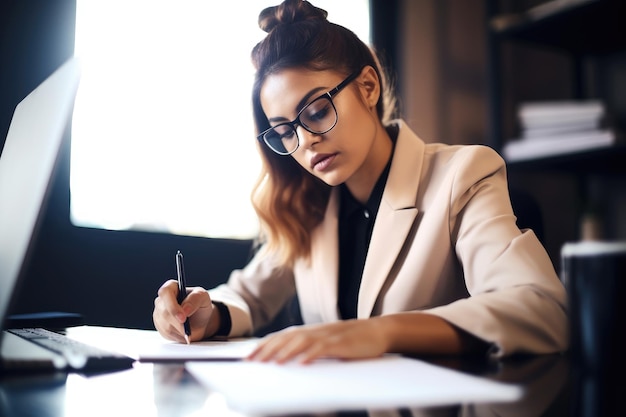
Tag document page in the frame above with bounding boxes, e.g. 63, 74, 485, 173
186, 355, 523, 415
66, 326, 258, 361
135, 338, 258, 361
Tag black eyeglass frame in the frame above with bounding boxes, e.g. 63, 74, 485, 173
257, 68, 363, 156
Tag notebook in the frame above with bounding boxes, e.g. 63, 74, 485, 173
0, 57, 134, 372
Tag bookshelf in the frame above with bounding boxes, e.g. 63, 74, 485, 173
505, 143, 626, 174
486, 0, 626, 253
487, 0, 626, 160
490, 0, 626, 54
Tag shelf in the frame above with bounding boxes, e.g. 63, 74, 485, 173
488, 0, 626, 176
491, 0, 626, 55
505, 143, 626, 174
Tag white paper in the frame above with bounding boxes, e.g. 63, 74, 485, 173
187, 355, 523, 415
66, 326, 259, 361
137, 338, 259, 361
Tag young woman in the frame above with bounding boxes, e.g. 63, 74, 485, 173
153, 0, 567, 363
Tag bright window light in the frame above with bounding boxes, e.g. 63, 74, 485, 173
71, 0, 370, 239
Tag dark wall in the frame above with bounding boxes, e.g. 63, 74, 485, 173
0, 0, 75, 143
1, 0, 255, 330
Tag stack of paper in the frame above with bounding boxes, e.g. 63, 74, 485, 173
64, 327, 524, 415
186, 356, 523, 415
502, 100, 615, 162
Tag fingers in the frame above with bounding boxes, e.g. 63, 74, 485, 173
180, 286, 213, 317
153, 280, 184, 341
271, 333, 328, 364
153, 280, 212, 343
248, 328, 305, 363
247, 325, 338, 364
247, 320, 387, 364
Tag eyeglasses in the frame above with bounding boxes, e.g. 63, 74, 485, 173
257, 69, 362, 156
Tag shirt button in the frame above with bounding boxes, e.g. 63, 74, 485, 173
363, 209, 370, 219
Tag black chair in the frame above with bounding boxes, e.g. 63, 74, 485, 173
509, 187, 545, 244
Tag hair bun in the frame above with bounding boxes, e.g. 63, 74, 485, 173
258, 0, 328, 33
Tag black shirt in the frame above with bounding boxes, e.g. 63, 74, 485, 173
337, 123, 398, 320
337, 156, 393, 319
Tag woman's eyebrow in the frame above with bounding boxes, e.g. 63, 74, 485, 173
267, 86, 329, 124
295, 86, 327, 112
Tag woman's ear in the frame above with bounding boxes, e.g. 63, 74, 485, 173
357, 66, 381, 109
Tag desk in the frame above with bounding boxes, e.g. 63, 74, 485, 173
1, 351, 577, 417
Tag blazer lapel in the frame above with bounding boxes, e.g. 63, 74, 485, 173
309, 189, 341, 322
357, 122, 425, 318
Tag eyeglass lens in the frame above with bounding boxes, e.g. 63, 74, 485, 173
263, 95, 337, 155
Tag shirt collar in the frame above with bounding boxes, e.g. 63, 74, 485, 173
339, 146, 395, 221
339, 123, 398, 219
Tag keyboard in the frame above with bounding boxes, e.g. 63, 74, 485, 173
7, 328, 135, 372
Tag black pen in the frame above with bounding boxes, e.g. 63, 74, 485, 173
176, 250, 191, 344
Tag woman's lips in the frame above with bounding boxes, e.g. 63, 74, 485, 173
311, 153, 337, 172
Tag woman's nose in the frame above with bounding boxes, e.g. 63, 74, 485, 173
296, 125, 321, 149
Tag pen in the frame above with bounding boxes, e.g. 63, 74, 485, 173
175, 250, 191, 344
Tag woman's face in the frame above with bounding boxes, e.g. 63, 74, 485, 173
259, 67, 383, 188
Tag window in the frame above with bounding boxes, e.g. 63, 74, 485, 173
71, 0, 370, 239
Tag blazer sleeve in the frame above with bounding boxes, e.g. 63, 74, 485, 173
423, 145, 568, 357
208, 250, 296, 337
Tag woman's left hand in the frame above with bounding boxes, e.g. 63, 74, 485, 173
246, 319, 388, 364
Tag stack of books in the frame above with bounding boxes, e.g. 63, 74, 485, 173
502, 100, 616, 162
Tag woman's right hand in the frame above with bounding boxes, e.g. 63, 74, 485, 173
152, 280, 220, 343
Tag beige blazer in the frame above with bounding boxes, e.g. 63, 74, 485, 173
210, 120, 568, 357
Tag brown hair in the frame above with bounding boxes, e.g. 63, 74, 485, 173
250, 0, 396, 266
